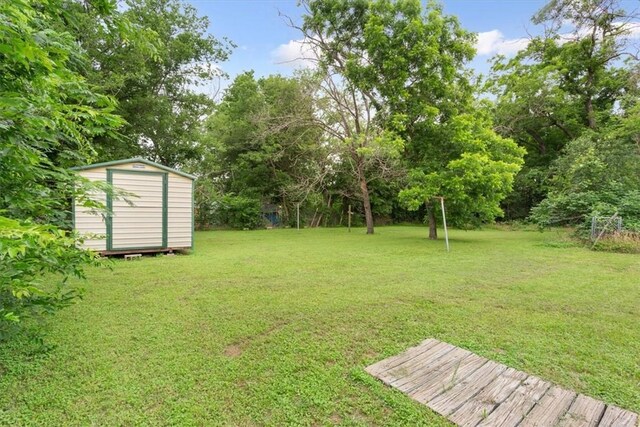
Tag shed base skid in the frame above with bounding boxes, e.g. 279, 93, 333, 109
99, 247, 191, 257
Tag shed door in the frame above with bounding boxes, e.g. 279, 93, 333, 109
108, 170, 167, 250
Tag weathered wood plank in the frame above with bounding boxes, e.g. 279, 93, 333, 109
380, 341, 458, 386
519, 386, 576, 427
476, 375, 549, 427
428, 360, 507, 416
385, 341, 457, 378
409, 354, 488, 404
558, 394, 606, 427
598, 405, 639, 427
448, 367, 529, 427
365, 338, 439, 377
390, 346, 470, 391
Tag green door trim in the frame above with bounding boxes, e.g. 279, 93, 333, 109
191, 179, 195, 251
106, 170, 113, 251
162, 173, 168, 248
106, 168, 168, 251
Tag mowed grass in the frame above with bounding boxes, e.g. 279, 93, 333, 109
0, 226, 639, 426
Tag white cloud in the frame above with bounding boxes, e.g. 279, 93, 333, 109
557, 20, 640, 44
271, 38, 317, 69
476, 30, 530, 56
620, 21, 640, 39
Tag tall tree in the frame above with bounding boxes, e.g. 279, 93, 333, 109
308, 68, 404, 234
490, 0, 639, 219
68, 0, 233, 167
199, 72, 323, 227
301, 0, 525, 237
529, 72, 640, 232
533, 0, 638, 130
0, 0, 124, 335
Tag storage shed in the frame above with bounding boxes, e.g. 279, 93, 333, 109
72, 158, 195, 254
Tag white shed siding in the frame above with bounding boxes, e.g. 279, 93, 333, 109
167, 174, 192, 247
73, 159, 194, 252
75, 168, 108, 251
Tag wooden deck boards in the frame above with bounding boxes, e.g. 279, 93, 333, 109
365, 339, 638, 427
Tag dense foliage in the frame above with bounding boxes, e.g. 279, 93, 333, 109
398, 109, 525, 229
197, 72, 323, 228
0, 0, 123, 335
1, 0, 234, 335
301, 0, 525, 236
490, 0, 640, 233
69, 0, 233, 166
0, 218, 102, 339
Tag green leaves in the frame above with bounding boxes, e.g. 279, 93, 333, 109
0, 217, 102, 333
489, 0, 638, 222
301, 0, 525, 230
399, 109, 525, 227
529, 125, 640, 233
0, 0, 123, 337
73, 0, 232, 165
200, 71, 322, 227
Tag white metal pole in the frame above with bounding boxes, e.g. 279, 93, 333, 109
296, 203, 300, 230
440, 197, 450, 252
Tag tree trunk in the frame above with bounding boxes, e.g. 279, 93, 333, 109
353, 156, 374, 235
360, 176, 374, 235
586, 95, 596, 129
323, 194, 332, 227
427, 204, 437, 240
585, 64, 596, 130
309, 209, 318, 228
526, 128, 546, 155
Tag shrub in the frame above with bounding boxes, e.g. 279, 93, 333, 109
0, 0, 122, 338
0, 218, 103, 339
217, 195, 264, 229
529, 131, 640, 236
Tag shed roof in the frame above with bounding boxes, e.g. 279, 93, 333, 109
71, 157, 196, 180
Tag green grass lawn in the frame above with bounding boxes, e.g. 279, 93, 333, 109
1, 227, 639, 426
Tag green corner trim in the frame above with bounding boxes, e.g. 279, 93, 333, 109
191, 179, 195, 251
106, 169, 113, 251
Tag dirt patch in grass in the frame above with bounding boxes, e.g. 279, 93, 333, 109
223, 321, 290, 358
329, 413, 342, 424
363, 350, 379, 362
223, 344, 243, 357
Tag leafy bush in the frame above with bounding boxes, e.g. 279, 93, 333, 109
530, 131, 640, 236
0, 218, 103, 339
0, 0, 122, 337
194, 179, 222, 229
217, 195, 264, 229
531, 185, 640, 236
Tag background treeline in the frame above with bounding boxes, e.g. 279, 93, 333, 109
194, 0, 640, 239
1, 0, 639, 334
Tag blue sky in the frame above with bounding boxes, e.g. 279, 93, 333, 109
184, 1, 558, 95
